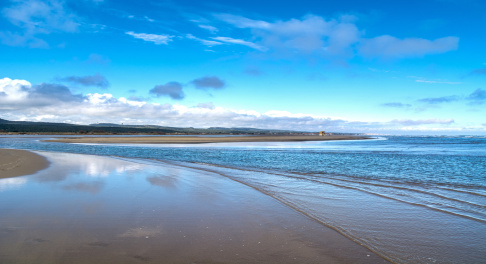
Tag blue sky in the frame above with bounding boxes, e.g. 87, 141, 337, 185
1, 0, 485, 134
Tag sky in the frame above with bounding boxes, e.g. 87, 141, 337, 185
0, 0, 485, 134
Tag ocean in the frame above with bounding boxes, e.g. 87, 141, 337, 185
1, 135, 485, 263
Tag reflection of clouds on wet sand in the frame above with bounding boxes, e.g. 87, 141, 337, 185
84, 159, 143, 177
0, 177, 27, 192
119, 227, 163, 238
32, 152, 146, 183
62, 180, 105, 194
146, 164, 184, 189
146, 175, 177, 189
33, 171, 68, 182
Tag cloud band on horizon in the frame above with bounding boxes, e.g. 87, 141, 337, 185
1, 77, 480, 134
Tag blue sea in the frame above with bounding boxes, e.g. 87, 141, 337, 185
1, 135, 485, 263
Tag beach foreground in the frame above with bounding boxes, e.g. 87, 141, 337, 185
0, 150, 388, 263
46, 135, 369, 144
0, 148, 49, 179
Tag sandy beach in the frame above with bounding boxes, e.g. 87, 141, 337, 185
0, 150, 388, 263
0, 148, 49, 179
47, 135, 369, 144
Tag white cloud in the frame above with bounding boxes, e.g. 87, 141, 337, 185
0, 77, 31, 100
118, 97, 146, 107
1, 77, 482, 134
215, 13, 458, 59
85, 93, 117, 104
126, 31, 173, 45
216, 14, 360, 56
196, 102, 215, 110
360, 36, 459, 58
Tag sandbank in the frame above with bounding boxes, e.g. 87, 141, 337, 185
0, 148, 49, 179
47, 135, 369, 144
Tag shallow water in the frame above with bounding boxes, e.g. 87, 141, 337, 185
1, 135, 485, 263
0, 151, 385, 263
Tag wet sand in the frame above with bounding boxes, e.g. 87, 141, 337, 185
0, 151, 388, 263
0, 148, 49, 179
47, 135, 369, 144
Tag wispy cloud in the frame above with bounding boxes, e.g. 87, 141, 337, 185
212, 36, 266, 51
186, 34, 222, 46
58, 73, 109, 88
217, 14, 359, 56
2, 0, 79, 34
85, 54, 111, 65
390, 119, 454, 126
215, 13, 271, 29
126, 31, 173, 45
410, 89, 486, 106
381, 102, 412, 108
418, 95, 460, 104
144, 16, 155, 22
215, 13, 458, 59
244, 67, 263, 76
196, 102, 215, 109
415, 79, 461, 84
409, 76, 461, 84
1, 0, 79, 48
467, 88, 486, 104
0, 31, 48, 48
368, 68, 392, 73
470, 68, 486, 75
198, 24, 218, 33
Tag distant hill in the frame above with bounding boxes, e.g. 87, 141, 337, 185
0, 118, 304, 135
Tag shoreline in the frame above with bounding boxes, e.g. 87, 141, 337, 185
1, 136, 483, 263
0, 148, 50, 179
46, 135, 370, 144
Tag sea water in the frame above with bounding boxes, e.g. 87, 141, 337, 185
1, 135, 485, 263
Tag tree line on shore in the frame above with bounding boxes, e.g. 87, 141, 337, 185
0, 118, 300, 135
